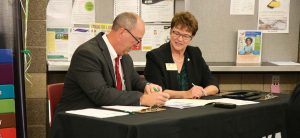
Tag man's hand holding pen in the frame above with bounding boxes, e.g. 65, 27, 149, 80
141, 83, 170, 107
144, 83, 162, 94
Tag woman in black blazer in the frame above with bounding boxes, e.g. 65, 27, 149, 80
144, 12, 219, 99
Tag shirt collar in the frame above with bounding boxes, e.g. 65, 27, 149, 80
102, 34, 121, 60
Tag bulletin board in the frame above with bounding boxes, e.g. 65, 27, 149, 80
49, 0, 299, 62
186, 0, 299, 62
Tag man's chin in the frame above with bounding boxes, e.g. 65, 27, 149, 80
123, 51, 130, 55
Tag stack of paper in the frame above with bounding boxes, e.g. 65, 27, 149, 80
165, 99, 214, 109
164, 98, 259, 109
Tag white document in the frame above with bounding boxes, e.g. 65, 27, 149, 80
71, 0, 95, 24
212, 98, 259, 106
66, 108, 129, 118
141, 0, 174, 22
114, 0, 140, 18
68, 27, 92, 61
230, 0, 255, 15
142, 24, 170, 51
47, 0, 72, 27
165, 98, 259, 109
102, 106, 150, 113
270, 61, 300, 66
165, 99, 214, 109
258, 0, 290, 33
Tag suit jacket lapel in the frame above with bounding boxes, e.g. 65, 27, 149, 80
120, 57, 131, 90
96, 33, 116, 86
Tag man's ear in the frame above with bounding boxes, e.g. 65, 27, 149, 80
119, 28, 126, 35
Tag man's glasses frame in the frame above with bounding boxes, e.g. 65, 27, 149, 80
124, 28, 142, 45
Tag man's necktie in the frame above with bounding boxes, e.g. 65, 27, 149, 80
115, 56, 122, 90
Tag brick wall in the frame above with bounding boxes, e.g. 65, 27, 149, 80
25, 0, 47, 137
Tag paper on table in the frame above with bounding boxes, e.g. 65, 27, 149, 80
102, 105, 150, 113
210, 98, 259, 106
165, 99, 214, 109
270, 61, 300, 66
165, 98, 259, 109
66, 108, 129, 118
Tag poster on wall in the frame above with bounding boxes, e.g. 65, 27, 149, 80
236, 30, 262, 65
230, 0, 255, 15
114, 0, 140, 18
258, 0, 290, 33
68, 27, 92, 60
47, 0, 72, 27
47, 28, 69, 60
90, 23, 112, 36
71, 0, 95, 24
142, 24, 170, 51
47, 23, 112, 61
141, 0, 174, 23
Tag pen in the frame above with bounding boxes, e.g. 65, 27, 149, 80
102, 108, 135, 115
191, 83, 198, 99
192, 83, 205, 98
152, 87, 161, 110
153, 87, 160, 92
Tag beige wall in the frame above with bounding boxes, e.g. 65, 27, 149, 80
216, 73, 300, 93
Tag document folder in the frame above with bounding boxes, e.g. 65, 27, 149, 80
222, 90, 263, 100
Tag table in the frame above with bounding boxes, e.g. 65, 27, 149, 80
51, 94, 289, 138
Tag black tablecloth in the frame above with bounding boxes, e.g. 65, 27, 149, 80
51, 94, 289, 138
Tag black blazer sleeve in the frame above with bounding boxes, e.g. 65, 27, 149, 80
190, 47, 218, 88
144, 50, 166, 89
122, 54, 147, 92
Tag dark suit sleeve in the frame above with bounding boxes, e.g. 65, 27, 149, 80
195, 47, 219, 88
124, 55, 147, 91
144, 51, 166, 89
69, 47, 143, 106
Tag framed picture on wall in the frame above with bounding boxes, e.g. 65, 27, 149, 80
236, 30, 263, 65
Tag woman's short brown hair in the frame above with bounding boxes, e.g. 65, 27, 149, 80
171, 11, 198, 36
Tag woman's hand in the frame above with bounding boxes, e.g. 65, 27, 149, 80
186, 85, 205, 99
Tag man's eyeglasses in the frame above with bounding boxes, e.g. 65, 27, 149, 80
124, 28, 142, 45
171, 30, 193, 41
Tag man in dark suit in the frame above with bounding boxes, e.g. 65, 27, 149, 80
55, 12, 169, 113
